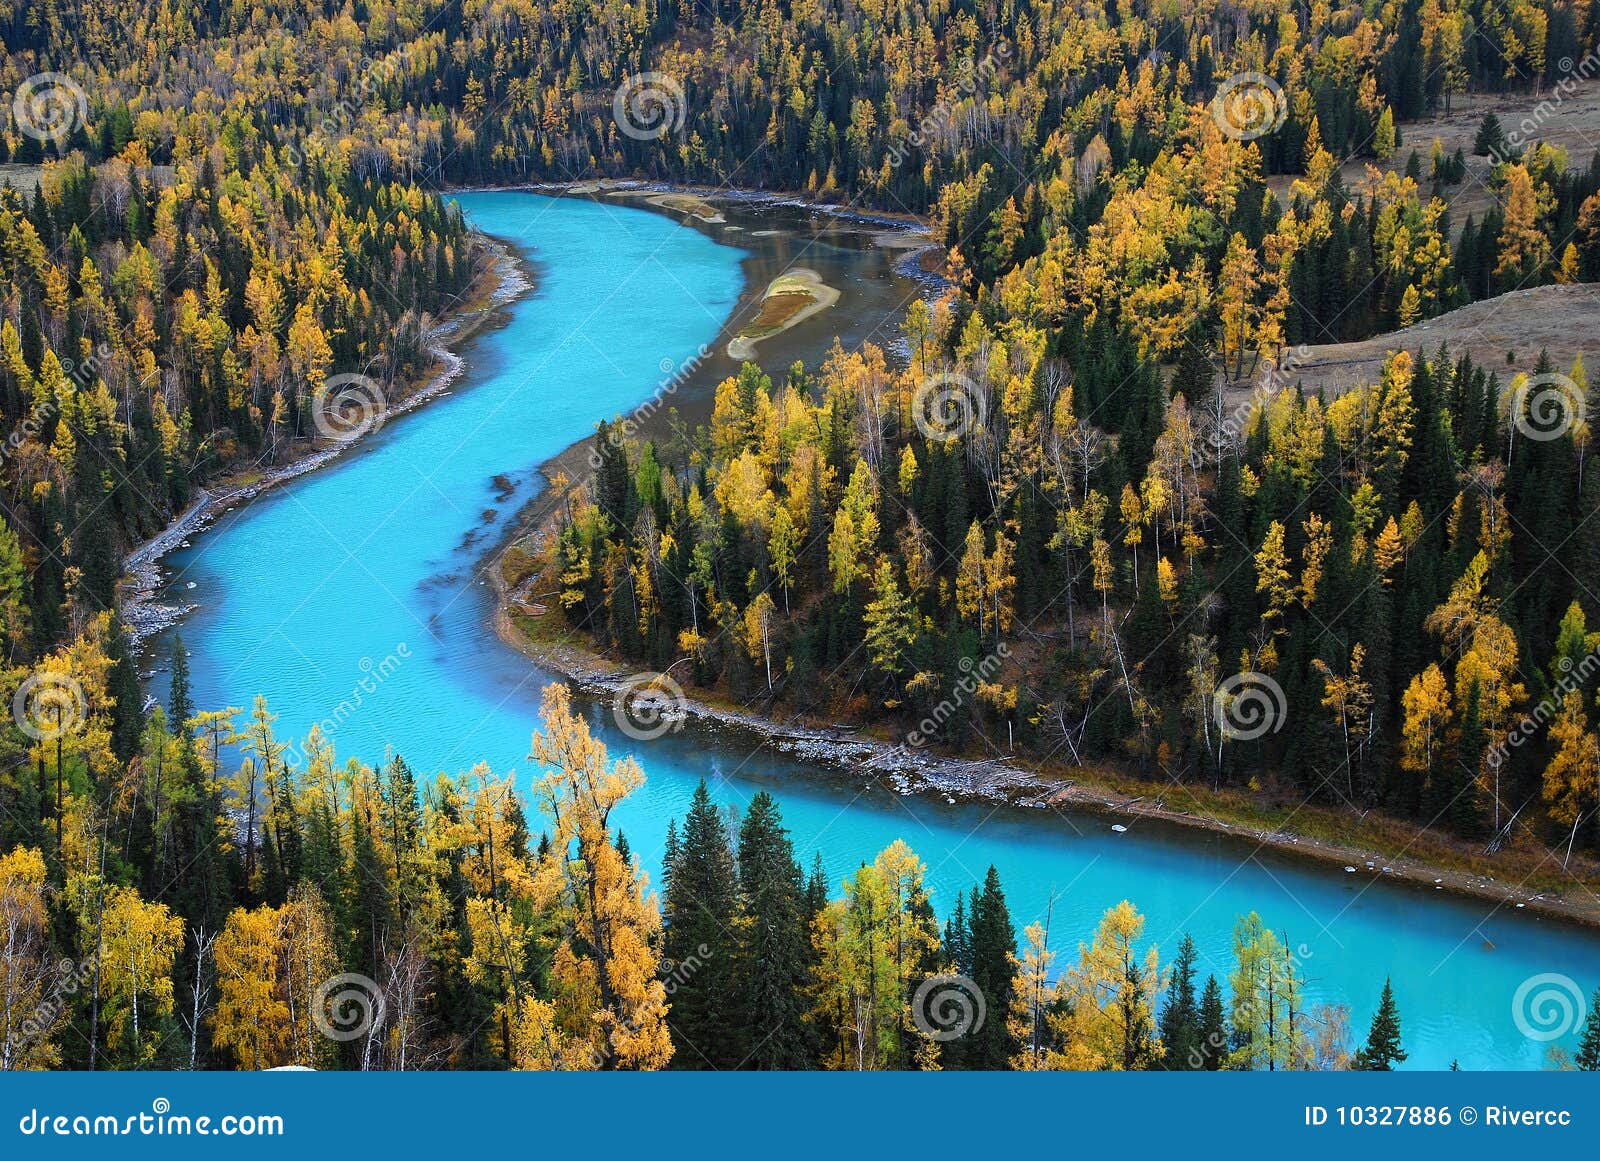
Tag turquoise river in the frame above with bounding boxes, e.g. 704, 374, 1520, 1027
147, 190, 1600, 1070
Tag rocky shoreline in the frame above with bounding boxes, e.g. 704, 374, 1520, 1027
495, 599, 1600, 930
121, 234, 531, 648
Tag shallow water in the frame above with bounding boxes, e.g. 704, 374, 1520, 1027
148, 191, 1600, 1070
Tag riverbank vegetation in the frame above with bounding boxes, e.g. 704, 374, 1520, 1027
520, 1, 1600, 880
0, 0, 1598, 1072
3, 675, 1515, 1071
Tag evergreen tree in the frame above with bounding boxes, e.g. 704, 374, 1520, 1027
1159, 933, 1202, 1069
106, 616, 145, 763
1196, 975, 1228, 1070
1473, 112, 1508, 159
962, 866, 1018, 1070
1353, 978, 1407, 1070
168, 634, 193, 727
662, 780, 741, 1067
734, 791, 813, 1069
1575, 987, 1600, 1071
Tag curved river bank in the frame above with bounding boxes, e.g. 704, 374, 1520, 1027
144, 190, 1600, 1070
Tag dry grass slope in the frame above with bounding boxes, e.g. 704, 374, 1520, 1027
1229, 281, 1600, 398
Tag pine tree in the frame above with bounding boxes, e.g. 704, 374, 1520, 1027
1575, 988, 1600, 1070
1160, 933, 1202, 1069
1197, 975, 1228, 1070
734, 791, 814, 1069
1353, 977, 1407, 1070
662, 780, 741, 1068
963, 866, 1018, 1070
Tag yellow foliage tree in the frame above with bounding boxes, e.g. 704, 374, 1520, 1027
523, 685, 670, 1070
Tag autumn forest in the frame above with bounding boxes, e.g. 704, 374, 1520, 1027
1, 0, 1600, 1076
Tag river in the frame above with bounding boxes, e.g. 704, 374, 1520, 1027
145, 189, 1600, 1070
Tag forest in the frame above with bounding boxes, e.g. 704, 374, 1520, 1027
0, 0, 1598, 1070
9, 672, 1556, 1071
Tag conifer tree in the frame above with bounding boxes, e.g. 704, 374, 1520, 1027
1576, 988, 1600, 1071
734, 791, 813, 1069
963, 865, 1018, 1070
1197, 975, 1228, 1070
662, 780, 740, 1068
1159, 933, 1202, 1069
1353, 978, 1407, 1070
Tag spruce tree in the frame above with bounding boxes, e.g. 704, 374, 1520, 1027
168, 634, 193, 727
662, 780, 741, 1067
1196, 975, 1228, 1070
1473, 112, 1508, 159
734, 791, 813, 1068
1575, 987, 1600, 1070
1159, 933, 1202, 1069
106, 616, 145, 763
963, 865, 1018, 1070
943, 892, 971, 977
1353, 977, 1407, 1070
